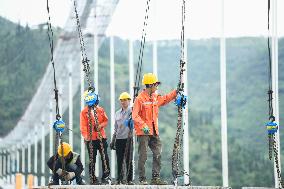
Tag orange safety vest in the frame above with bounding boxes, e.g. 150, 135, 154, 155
132, 89, 177, 136
80, 106, 108, 141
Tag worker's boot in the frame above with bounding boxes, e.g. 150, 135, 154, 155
116, 179, 127, 185
138, 177, 148, 185
101, 176, 112, 185
90, 176, 101, 185
48, 176, 59, 186
127, 180, 135, 185
150, 177, 168, 185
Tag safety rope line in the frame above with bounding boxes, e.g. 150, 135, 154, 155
72, 0, 109, 183
267, 0, 283, 188
267, 0, 274, 123
46, 0, 61, 121
172, 0, 191, 186
72, 0, 92, 89
46, 0, 66, 183
133, 0, 151, 99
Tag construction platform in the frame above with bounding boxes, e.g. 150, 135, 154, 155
34, 185, 231, 189
242, 188, 275, 189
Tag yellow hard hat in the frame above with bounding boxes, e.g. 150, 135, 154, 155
57, 142, 72, 157
142, 73, 160, 85
119, 92, 131, 100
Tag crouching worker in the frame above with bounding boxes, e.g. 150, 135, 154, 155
47, 142, 85, 185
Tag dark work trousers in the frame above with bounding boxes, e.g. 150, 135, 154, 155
86, 138, 110, 179
115, 138, 133, 182
137, 134, 162, 180
52, 159, 83, 183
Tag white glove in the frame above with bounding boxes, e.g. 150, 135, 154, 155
56, 168, 63, 176
64, 172, 75, 181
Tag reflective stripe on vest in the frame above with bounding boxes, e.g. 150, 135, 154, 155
70, 152, 79, 165
142, 101, 158, 105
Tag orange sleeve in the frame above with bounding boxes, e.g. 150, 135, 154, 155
157, 89, 177, 107
132, 98, 147, 129
80, 110, 88, 140
99, 108, 108, 128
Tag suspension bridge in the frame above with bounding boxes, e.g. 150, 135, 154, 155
0, 0, 282, 188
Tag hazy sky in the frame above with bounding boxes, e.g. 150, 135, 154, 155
0, 0, 283, 40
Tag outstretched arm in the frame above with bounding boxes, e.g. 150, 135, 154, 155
158, 89, 177, 107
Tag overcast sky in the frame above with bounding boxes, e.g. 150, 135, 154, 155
0, 0, 283, 40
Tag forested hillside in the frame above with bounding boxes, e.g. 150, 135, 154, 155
0, 16, 60, 136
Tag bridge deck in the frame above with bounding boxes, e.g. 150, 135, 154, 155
242, 188, 275, 189
34, 185, 231, 189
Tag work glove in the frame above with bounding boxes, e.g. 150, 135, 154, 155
142, 125, 150, 135
56, 168, 63, 176
124, 118, 134, 129
175, 93, 187, 108
64, 172, 75, 181
110, 135, 116, 150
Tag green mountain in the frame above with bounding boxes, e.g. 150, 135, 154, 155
0, 17, 62, 136
1, 16, 284, 188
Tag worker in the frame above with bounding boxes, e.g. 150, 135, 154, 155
80, 89, 111, 185
110, 92, 134, 185
47, 142, 85, 185
132, 73, 186, 185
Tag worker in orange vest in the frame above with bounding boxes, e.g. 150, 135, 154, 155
132, 73, 177, 185
80, 90, 111, 185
